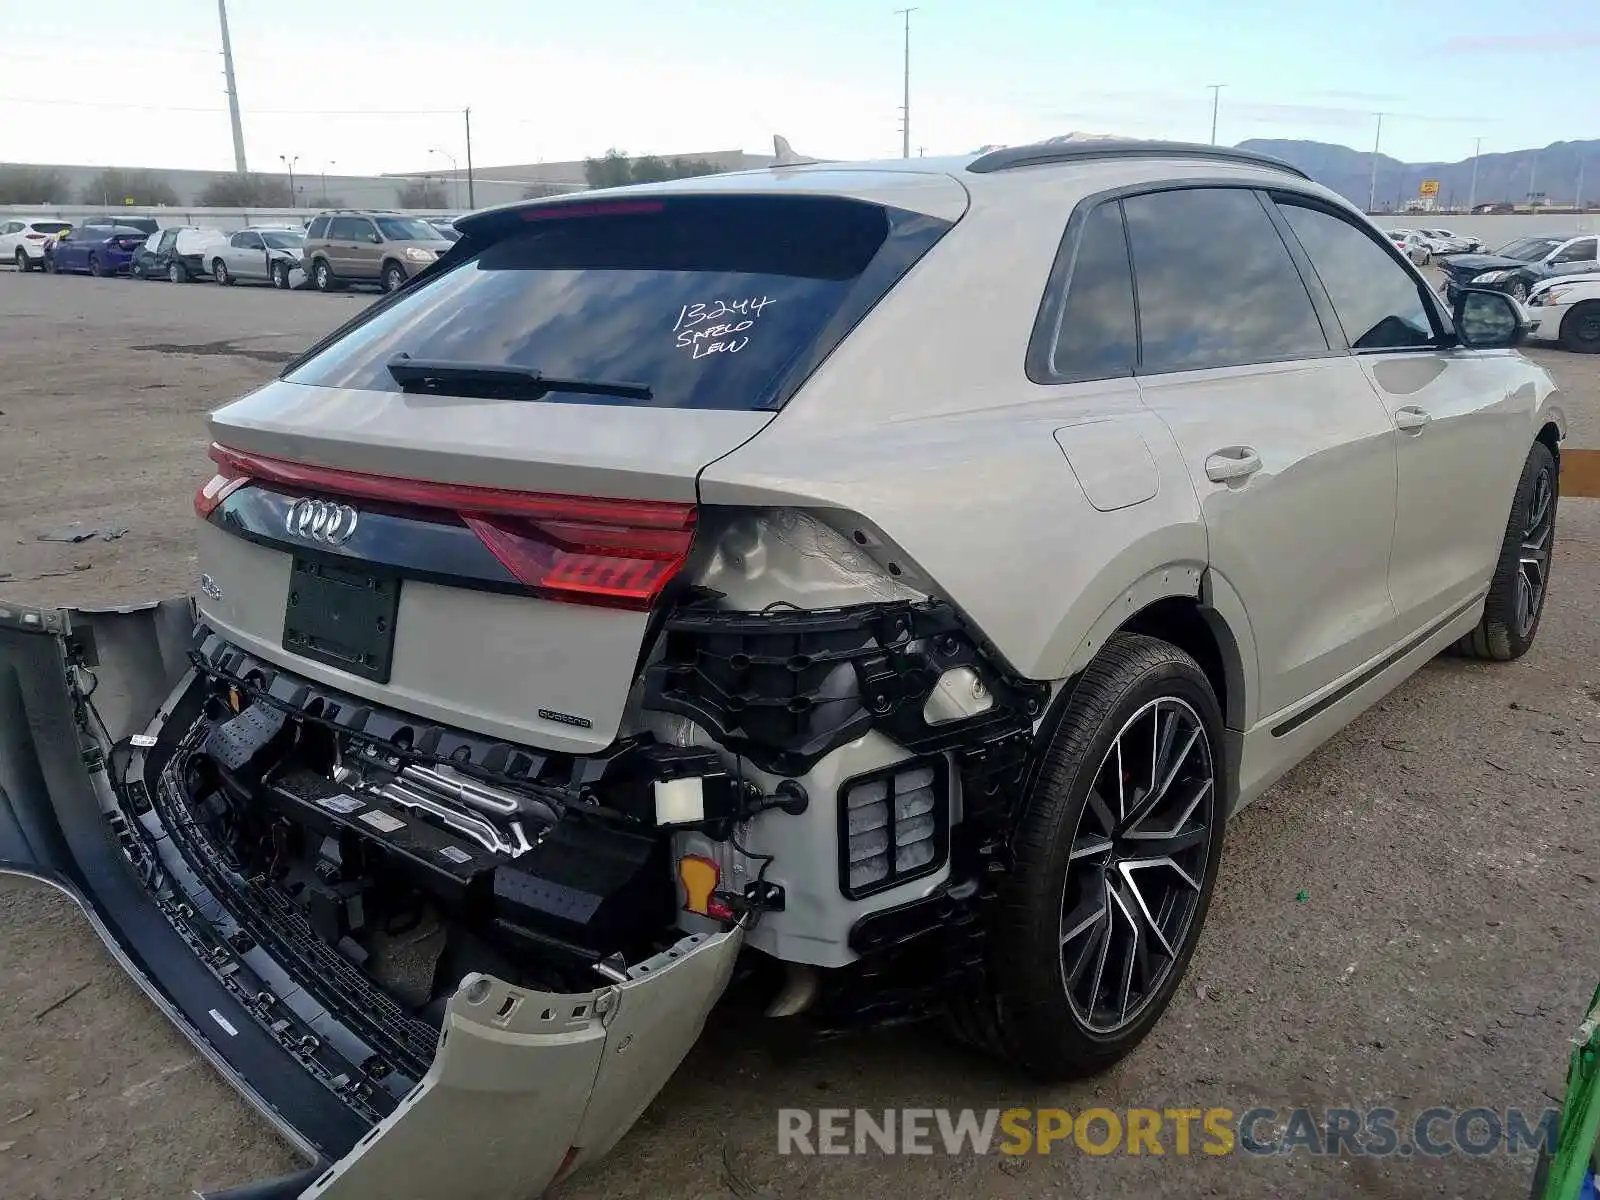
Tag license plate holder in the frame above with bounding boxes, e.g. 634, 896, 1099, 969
282, 557, 401, 684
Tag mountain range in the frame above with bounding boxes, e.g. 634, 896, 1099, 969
1236, 138, 1600, 212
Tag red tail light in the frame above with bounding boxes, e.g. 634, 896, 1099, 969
200, 443, 696, 611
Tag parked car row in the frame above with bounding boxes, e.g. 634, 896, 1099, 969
4, 208, 460, 293
1383, 226, 1485, 265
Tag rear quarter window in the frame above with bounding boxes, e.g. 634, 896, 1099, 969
285, 194, 951, 411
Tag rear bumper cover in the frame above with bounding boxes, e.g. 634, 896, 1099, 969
0, 598, 743, 1198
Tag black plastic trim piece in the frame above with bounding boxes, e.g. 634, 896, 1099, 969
835, 756, 949, 900
967, 139, 1310, 179
642, 599, 1048, 778
1270, 591, 1484, 737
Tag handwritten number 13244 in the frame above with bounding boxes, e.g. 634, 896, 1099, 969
674, 297, 775, 332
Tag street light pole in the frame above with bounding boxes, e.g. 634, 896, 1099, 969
430, 148, 459, 209
1468, 137, 1483, 212
321, 160, 335, 204
895, 7, 918, 159
1578, 153, 1588, 211
1208, 84, 1225, 145
279, 154, 299, 208
1367, 113, 1385, 213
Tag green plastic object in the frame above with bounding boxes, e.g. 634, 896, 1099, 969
1540, 981, 1600, 1200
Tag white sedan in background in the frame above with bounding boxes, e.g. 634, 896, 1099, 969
1386, 228, 1433, 265
1525, 272, 1600, 353
1415, 227, 1484, 255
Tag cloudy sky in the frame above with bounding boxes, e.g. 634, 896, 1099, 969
3, 0, 1595, 174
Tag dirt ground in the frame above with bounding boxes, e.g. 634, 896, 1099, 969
1, 268, 1598, 1200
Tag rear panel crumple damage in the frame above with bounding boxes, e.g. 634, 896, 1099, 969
0, 600, 747, 1198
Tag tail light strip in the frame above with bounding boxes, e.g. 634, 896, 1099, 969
196, 443, 696, 611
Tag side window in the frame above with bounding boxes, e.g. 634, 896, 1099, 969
2, 222, 19, 235
1043, 201, 1137, 380
353, 219, 378, 243
306, 216, 330, 239
159, 229, 180, 251
241, 232, 264, 249
1276, 201, 1437, 350
1122, 187, 1329, 373
327, 217, 356, 239
1553, 238, 1597, 264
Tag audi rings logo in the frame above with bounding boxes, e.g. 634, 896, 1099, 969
285, 498, 360, 545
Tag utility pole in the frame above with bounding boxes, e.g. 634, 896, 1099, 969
1208, 84, 1225, 145
1367, 112, 1385, 214
280, 155, 299, 207
464, 107, 475, 209
895, 8, 917, 159
1528, 151, 1539, 207
1468, 136, 1483, 212
1578, 153, 1587, 211
217, 0, 248, 173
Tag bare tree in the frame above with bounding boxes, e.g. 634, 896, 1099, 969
78, 169, 178, 207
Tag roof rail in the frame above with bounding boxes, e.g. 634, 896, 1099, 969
966, 139, 1310, 180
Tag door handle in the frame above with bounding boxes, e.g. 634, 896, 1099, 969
1204, 447, 1262, 483
1395, 406, 1432, 433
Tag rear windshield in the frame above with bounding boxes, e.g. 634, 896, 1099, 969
30, 221, 69, 234
286, 195, 937, 410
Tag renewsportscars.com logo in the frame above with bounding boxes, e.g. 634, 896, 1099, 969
777, 1106, 1560, 1158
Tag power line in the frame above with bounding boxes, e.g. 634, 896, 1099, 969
0, 96, 458, 116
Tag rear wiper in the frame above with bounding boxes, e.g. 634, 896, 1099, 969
385, 354, 653, 401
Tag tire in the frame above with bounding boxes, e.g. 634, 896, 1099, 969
14, 249, 31, 273
168, 261, 186, 284
1558, 301, 1600, 354
312, 259, 337, 292
950, 633, 1227, 1080
88, 254, 103, 278
213, 259, 232, 286
272, 261, 291, 290
382, 260, 406, 293
1453, 441, 1557, 661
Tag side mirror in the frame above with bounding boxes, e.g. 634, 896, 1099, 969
1454, 288, 1528, 350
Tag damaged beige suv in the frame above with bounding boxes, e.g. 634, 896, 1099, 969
0, 139, 1565, 1199
301, 209, 452, 293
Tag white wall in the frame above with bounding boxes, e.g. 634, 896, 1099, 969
1371, 214, 1597, 243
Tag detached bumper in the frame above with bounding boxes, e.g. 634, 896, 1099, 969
0, 599, 743, 1199
296, 930, 742, 1200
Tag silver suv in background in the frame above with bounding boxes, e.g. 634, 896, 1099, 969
0, 141, 1565, 1198
301, 209, 453, 293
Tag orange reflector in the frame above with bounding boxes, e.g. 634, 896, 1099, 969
679, 854, 720, 916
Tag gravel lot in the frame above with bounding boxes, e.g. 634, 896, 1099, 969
1, 269, 1597, 1200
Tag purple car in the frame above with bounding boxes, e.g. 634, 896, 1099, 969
44, 224, 151, 277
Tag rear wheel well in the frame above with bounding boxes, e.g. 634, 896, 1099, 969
1119, 596, 1238, 731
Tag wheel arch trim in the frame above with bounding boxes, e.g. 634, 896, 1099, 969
1057, 562, 1257, 732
